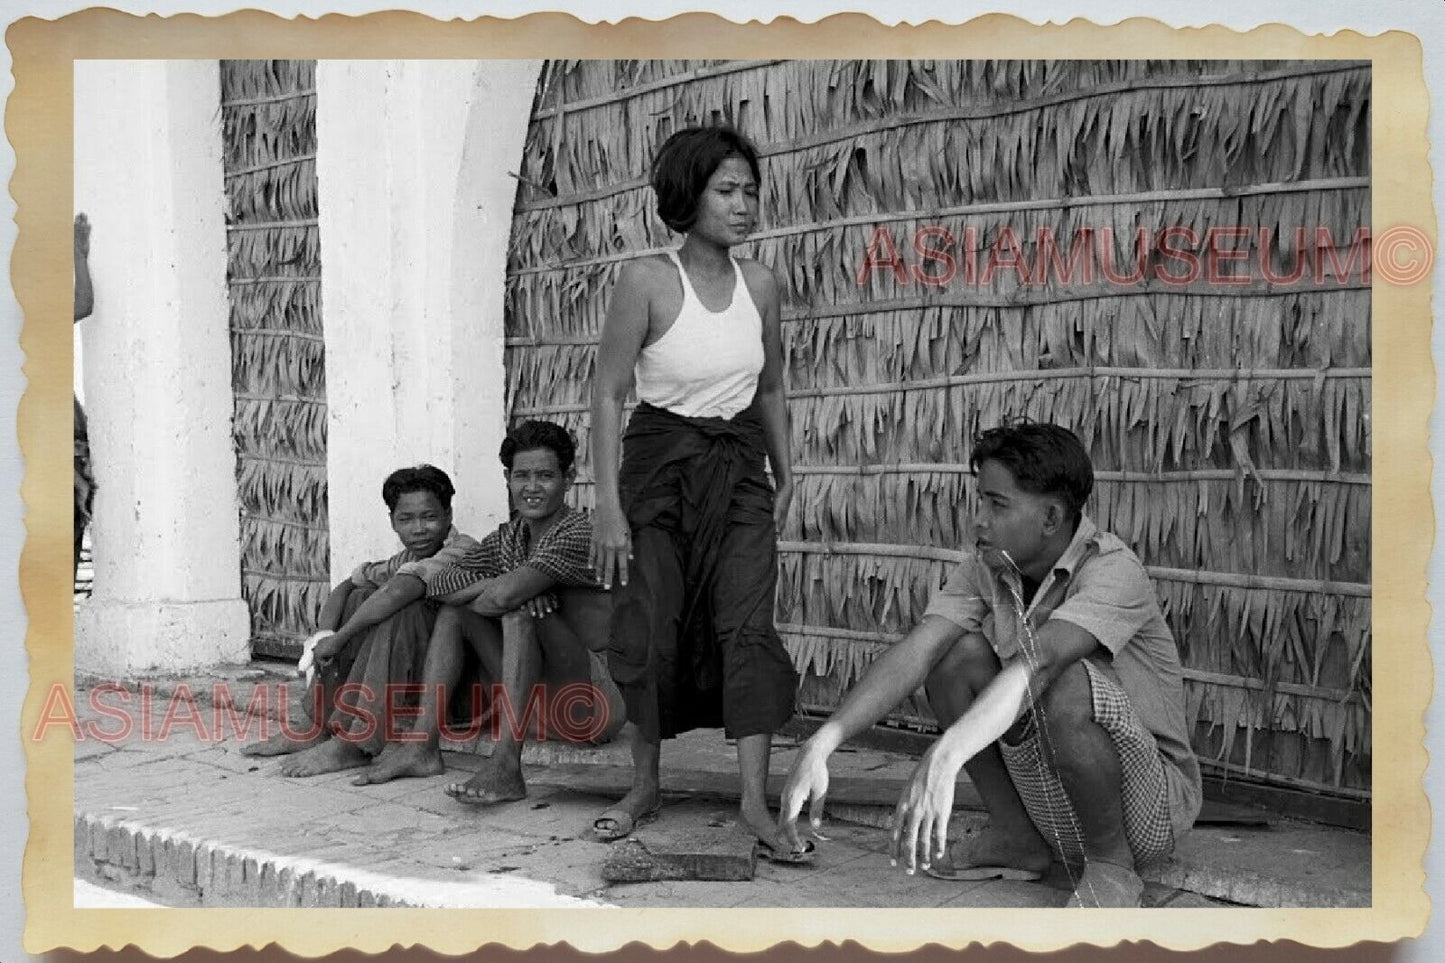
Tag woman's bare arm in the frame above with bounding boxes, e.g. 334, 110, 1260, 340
747, 262, 793, 531
589, 261, 652, 589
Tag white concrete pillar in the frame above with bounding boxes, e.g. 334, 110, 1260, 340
317, 60, 540, 575
73, 60, 250, 674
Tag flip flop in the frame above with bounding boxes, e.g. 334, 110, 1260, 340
591, 805, 660, 842
753, 839, 816, 866
922, 841, 1046, 882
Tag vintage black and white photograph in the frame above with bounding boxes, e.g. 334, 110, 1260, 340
64, 54, 1375, 921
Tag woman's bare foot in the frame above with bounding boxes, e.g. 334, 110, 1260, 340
352, 741, 445, 785
740, 797, 798, 855
591, 783, 661, 839
277, 738, 369, 777
444, 757, 527, 804
240, 729, 324, 757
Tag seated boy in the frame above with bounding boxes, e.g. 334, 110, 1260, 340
778, 422, 1201, 907
352, 419, 626, 801
240, 464, 478, 776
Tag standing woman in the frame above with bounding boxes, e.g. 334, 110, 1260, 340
589, 126, 807, 860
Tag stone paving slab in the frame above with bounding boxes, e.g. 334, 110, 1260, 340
602, 833, 757, 883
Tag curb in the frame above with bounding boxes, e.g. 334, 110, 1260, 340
74, 812, 422, 908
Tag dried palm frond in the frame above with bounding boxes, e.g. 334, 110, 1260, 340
222, 60, 329, 658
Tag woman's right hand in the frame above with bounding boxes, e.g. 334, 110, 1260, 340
590, 503, 633, 590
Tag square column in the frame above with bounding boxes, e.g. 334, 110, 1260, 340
317, 61, 540, 573
74, 61, 250, 674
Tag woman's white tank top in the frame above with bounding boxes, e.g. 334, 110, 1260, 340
633, 250, 766, 420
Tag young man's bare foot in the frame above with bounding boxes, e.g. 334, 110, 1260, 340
352, 741, 444, 785
277, 738, 369, 777
591, 783, 661, 840
444, 758, 526, 804
240, 729, 324, 758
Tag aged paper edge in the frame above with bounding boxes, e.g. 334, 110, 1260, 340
11, 9, 1433, 956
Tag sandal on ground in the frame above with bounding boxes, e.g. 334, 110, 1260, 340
753, 839, 816, 866
923, 839, 1047, 882
1064, 861, 1144, 908
590, 805, 660, 842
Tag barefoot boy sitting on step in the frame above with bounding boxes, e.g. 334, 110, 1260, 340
779, 422, 1201, 907
353, 420, 626, 800
240, 465, 478, 776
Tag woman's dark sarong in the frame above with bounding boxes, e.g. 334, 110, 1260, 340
607, 401, 797, 741
307, 586, 438, 757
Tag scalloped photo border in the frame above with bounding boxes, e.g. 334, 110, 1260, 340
11, 10, 1433, 956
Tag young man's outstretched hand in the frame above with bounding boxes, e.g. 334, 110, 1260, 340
777, 739, 832, 855
888, 741, 962, 874
778, 732, 965, 875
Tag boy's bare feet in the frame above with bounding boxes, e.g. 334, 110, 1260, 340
352, 741, 445, 785
277, 738, 369, 777
444, 757, 527, 804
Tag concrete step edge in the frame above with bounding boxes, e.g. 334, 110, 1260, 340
74, 810, 426, 909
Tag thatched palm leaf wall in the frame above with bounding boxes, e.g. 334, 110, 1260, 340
221, 60, 328, 659
505, 60, 1371, 798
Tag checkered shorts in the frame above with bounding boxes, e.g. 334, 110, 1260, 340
997, 659, 1174, 868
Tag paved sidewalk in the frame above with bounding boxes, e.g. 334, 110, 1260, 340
71, 672, 1367, 909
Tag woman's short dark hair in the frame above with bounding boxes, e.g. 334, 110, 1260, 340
500, 420, 576, 474
970, 422, 1094, 522
382, 465, 455, 513
650, 125, 761, 233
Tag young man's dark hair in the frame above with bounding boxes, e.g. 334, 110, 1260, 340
381, 465, 456, 512
970, 422, 1094, 522
649, 125, 762, 233
500, 420, 577, 474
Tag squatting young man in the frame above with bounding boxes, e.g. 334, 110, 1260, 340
778, 422, 1201, 907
